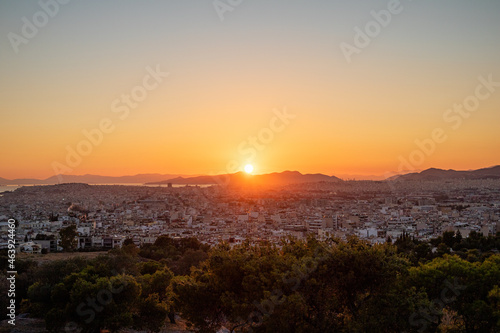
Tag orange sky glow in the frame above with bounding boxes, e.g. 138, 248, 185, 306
1, 1, 499, 180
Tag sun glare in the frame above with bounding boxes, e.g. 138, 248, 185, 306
244, 164, 254, 174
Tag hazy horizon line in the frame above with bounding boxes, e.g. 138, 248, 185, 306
2, 164, 499, 182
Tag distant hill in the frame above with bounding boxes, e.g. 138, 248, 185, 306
2, 166, 499, 186
336, 170, 421, 181
0, 177, 46, 185
146, 170, 343, 187
388, 166, 500, 181
0, 173, 189, 185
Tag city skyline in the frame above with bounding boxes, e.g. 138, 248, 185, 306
1, 1, 500, 179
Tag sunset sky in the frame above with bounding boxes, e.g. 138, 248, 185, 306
1, 0, 499, 179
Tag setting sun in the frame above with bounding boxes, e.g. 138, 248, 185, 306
244, 164, 254, 174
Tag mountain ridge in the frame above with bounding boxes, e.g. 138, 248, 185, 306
146, 170, 343, 187
0, 173, 189, 185
1, 166, 499, 186
390, 166, 500, 181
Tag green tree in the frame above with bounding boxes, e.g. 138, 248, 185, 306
134, 293, 168, 332
123, 238, 135, 246
173, 242, 290, 332
174, 237, 423, 333
55, 273, 141, 332
170, 249, 209, 276
59, 224, 77, 252
140, 268, 174, 301
293, 237, 421, 332
139, 261, 164, 275
409, 254, 500, 332
454, 230, 463, 248
442, 231, 456, 248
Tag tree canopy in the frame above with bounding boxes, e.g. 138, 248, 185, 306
4, 232, 500, 332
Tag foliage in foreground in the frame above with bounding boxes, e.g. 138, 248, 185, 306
2, 233, 500, 332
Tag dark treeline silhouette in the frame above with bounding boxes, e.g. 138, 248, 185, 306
1, 233, 500, 332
